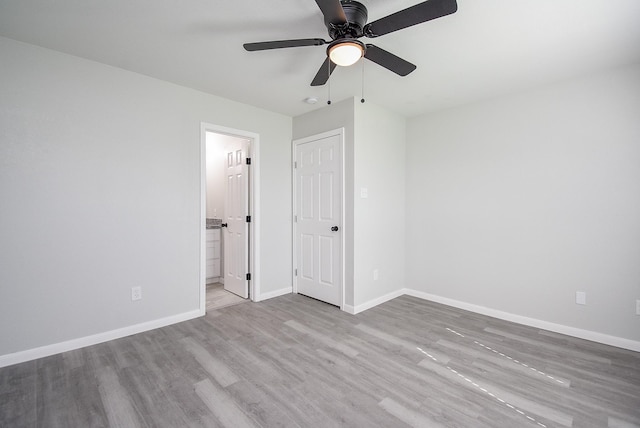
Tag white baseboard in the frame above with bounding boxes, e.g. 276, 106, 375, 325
343, 304, 356, 314
345, 289, 406, 315
4, 288, 637, 368
0, 309, 203, 369
257, 286, 292, 302
402, 288, 640, 353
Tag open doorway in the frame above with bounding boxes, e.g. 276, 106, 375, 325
200, 123, 260, 313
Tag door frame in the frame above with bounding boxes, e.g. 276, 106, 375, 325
200, 122, 260, 314
292, 128, 345, 310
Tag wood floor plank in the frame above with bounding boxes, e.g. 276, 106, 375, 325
1, 293, 639, 428
206, 282, 247, 311
181, 336, 241, 388
223, 379, 301, 428
35, 353, 108, 428
96, 366, 145, 428
379, 397, 446, 428
0, 361, 36, 427
194, 378, 257, 428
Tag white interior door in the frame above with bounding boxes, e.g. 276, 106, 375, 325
294, 131, 342, 306
223, 139, 249, 298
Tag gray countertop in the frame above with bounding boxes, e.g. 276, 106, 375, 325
206, 218, 222, 229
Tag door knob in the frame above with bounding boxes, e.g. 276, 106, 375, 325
221, 223, 228, 228
331, 226, 339, 232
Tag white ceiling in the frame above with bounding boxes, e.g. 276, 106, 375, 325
1, 0, 639, 118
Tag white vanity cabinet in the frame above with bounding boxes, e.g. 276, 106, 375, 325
206, 228, 221, 282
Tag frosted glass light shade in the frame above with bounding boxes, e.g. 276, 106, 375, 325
329, 41, 364, 66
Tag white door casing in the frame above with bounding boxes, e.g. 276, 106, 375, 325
201, 123, 259, 314
224, 139, 250, 298
293, 130, 343, 307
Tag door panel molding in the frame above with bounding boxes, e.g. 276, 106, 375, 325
293, 128, 344, 309
224, 140, 249, 298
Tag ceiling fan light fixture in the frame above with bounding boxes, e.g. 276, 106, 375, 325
328, 40, 365, 67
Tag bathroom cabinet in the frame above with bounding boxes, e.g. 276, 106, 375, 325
206, 228, 221, 282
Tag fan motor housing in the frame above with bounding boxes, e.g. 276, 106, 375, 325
326, 0, 368, 40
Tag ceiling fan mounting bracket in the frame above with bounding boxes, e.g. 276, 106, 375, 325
326, 0, 368, 40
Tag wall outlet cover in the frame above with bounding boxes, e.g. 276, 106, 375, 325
131, 286, 142, 301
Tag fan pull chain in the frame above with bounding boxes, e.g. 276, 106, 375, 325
327, 60, 332, 105
361, 58, 365, 104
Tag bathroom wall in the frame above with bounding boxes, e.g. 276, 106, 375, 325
205, 132, 246, 220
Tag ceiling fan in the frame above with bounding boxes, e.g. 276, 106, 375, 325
243, 0, 458, 86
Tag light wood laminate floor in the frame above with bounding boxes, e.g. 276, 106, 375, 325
206, 282, 247, 311
1, 294, 639, 427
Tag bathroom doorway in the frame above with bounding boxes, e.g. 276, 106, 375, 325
200, 123, 259, 313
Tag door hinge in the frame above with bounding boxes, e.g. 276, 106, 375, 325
294, 161, 297, 168
246, 273, 252, 281
246, 215, 251, 223
294, 215, 297, 223
246, 157, 252, 165
294, 268, 298, 276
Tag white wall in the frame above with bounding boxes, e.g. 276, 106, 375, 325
0, 37, 292, 362
293, 98, 406, 311
205, 133, 228, 220
353, 102, 406, 308
406, 64, 640, 343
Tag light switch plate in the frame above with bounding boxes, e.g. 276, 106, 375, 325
576, 291, 586, 305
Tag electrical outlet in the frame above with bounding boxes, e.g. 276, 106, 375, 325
373, 269, 379, 281
576, 291, 586, 305
131, 286, 142, 301
636, 299, 640, 316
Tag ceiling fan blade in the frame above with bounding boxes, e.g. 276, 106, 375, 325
244, 38, 327, 51
314, 0, 347, 26
364, 0, 457, 38
364, 44, 416, 76
311, 57, 337, 86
